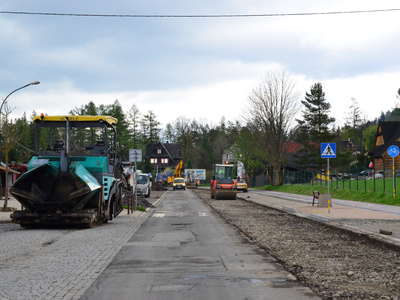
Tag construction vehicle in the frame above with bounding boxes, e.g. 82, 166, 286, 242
236, 178, 248, 192
10, 115, 126, 228
210, 164, 237, 200
172, 177, 186, 190
167, 160, 183, 186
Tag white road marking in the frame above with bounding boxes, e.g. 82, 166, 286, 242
153, 213, 165, 218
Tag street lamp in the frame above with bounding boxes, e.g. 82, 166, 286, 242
0, 81, 41, 117
0, 81, 40, 209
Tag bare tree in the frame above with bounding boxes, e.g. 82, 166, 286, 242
247, 72, 298, 186
163, 123, 176, 143
173, 117, 196, 167
345, 98, 363, 129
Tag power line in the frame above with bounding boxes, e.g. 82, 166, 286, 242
0, 8, 400, 19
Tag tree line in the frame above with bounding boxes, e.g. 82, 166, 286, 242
1, 72, 394, 185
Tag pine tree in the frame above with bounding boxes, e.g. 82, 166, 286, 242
101, 100, 131, 159
13, 113, 34, 162
294, 83, 335, 169
378, 112, 385, 122
127, 104, 141, 148
141, 111, 160, 144
387, 108, 400, 121
298, 82, 335, 143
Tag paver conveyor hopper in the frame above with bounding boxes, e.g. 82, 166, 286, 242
10, 115, 125, 227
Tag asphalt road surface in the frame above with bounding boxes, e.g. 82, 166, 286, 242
82, 190, 318, 300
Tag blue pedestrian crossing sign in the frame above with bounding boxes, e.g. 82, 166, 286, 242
387, 145, 400, 158
320, 143, 336, 158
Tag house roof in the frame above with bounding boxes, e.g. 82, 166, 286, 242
145, 142, 182, 160
284, 141, 303, 153
370, 121, 400, 157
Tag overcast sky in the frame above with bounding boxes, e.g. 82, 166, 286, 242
1, 0, 400, 126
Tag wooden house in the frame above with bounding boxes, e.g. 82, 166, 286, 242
145, 142, 182, 172
370, 121, 400, 172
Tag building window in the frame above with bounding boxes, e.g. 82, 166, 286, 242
150, 158, 157, 164
161, 158, 169, 164
157, 148, 162, 154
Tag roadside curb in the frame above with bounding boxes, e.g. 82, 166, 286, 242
238, 195, 400, 250
0, 220, 12, 224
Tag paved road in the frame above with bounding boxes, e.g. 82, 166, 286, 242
82, 190, 318, 300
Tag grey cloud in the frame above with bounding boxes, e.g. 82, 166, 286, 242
1, 0, 400, 95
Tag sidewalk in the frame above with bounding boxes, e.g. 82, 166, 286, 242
254, 190, 400, 215
240, 190, 400, 246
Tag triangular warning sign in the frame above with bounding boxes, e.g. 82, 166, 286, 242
322, 144, 335, 156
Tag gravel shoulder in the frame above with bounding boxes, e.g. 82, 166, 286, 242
193, 189, 400, 300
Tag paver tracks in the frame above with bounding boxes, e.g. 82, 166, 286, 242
193, 189, 400, 300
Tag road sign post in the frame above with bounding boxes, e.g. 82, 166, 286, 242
129, 149, 142, 212
320, 143, 336, 212
387, 145, 399, 199
327, 157, 330, 195
129, 149, 142, 163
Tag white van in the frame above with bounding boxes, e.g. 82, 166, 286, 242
136, 173, 151, 198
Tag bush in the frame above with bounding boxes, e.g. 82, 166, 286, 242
136, 205, 146, 212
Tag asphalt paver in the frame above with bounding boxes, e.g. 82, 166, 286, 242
81, 189, 319, 300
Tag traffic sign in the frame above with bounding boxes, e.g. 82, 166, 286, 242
387, 145, 400, 158
320, 143, 336, 159
129, 149, 142, 162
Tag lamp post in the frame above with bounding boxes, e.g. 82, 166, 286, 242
0, 81, 40, 209
0, 81, 40, 117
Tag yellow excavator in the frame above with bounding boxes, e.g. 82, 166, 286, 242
167, 160, 183, 185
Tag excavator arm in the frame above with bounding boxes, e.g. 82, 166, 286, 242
174, 160, 183, 177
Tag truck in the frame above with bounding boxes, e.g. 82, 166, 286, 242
10, 115, 126, 228
210, 164, 237, 200
136, 173, 151, 197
